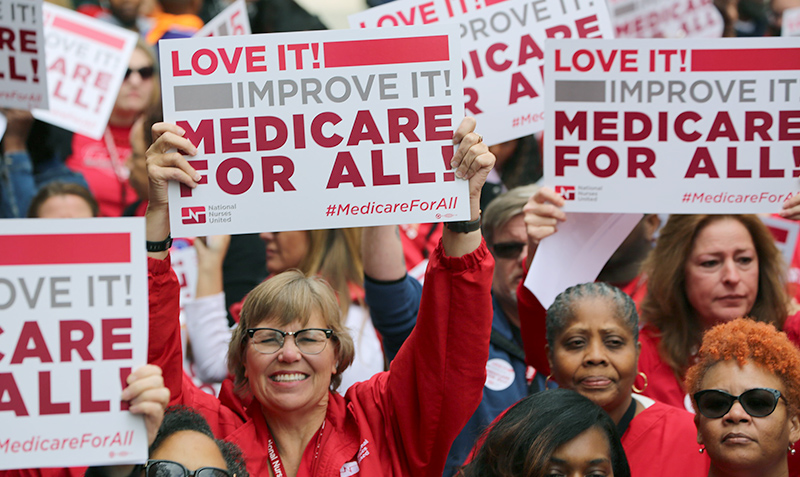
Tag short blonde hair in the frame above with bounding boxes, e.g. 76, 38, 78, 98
227, 270, 355, 396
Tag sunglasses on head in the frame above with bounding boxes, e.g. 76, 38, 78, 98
694, 388, 785, 419
125, 66, 155, 80
145, 459, 231, 477
492, 241, 526, 259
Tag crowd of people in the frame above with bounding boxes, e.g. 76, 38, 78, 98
2, 0, 800, 475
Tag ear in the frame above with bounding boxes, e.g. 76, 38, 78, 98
788, 412, 800, 445
695, 414, 704, 445
331, 361, 339, 375
643, 214, 661, 241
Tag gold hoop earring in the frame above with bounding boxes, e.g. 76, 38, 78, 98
545, 374, 554, 388
632, 371, 648, 393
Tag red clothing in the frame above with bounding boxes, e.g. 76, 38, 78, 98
399, 223, 442, 271
636, 325, 690, 410
65, 125, 137, 217
148, 240, 494, 476
624, 395, 709, 476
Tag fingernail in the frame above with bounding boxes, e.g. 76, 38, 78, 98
456, 170, 464, 179
450, 160, 458, 169
194, 173, 202, 182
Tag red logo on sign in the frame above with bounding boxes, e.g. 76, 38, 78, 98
182, 206, 206, 224
555, 185, 575, 201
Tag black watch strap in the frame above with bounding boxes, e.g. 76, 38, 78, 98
444, 215, 482, 233
146, 234, 173, 252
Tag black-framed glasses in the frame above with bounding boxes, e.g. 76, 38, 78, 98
247, 328, 333, 355
694, 388, 785, 419
492, 241, 526, 259
125, 66, 155, 80
145, 459, 231, 477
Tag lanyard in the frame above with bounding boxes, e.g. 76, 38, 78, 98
616, 398, 637, 437
266, 420, 326, 477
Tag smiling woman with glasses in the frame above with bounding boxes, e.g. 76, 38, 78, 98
686, 318, 800, 477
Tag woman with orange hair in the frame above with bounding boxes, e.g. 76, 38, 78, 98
686, 318, 800, 477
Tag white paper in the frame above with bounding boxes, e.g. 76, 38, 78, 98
0, 0, 49, 109
525, 212, 642, 308
350, 0, 614, 146
0, 218, 148, 470
32, 4, 138, 140
544, 37, 800, 214
159, 25, 469, 237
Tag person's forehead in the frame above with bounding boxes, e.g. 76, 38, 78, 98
151, 430, 228, 471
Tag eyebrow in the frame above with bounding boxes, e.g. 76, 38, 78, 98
549, 457, 611, 465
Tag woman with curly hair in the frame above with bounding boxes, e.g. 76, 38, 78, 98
686, 318, 800, 477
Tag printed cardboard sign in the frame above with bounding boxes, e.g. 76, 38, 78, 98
544, 38, 800, 213
0, 0, 48, 109
349, 0, 614, 146
196, 0, 251, 37
159, 26, 468, 237
0, 218, 148, 470
32, 3, 138, 140
783, 7, 800, 37
607, 0, 723, 39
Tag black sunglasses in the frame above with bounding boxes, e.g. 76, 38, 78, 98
125, 66, 155, 80
694, 388, 785, 419
492, 241, 526, 259
145, 459, 232, 477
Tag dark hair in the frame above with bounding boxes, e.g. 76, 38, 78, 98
546, 282, 639, 348
27, 181, 99, 218
151, 406, 248, 477
461, 389, 630, 477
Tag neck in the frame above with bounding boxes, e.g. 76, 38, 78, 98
496, 296, 520, 328
108, 110, 138, 128
263, 400, 327, 476
607, 394, 640, 425
597, 259, 642, 286
708, 459, 788, 477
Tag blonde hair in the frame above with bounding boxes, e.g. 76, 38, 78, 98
228, 270, 355, 396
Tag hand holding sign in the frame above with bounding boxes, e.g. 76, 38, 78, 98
451, 116, 493, 219
523, 186, 567, 251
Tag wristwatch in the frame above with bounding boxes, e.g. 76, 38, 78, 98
444, 214, 482, 233
146, 234, 173, 252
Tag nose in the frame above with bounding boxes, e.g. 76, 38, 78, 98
723, 400, 751, 423
276, 336, 302, 363
721, 259, 741, 285
583, 339, 608, 366
260, 232, 274, 242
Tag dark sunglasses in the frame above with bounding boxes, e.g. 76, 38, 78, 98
492, 241, 526, 259
694, 388, 785, 419
145, 459, 232, 477
125, 66, 155, 80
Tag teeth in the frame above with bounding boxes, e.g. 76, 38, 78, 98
272, 373, 307, 382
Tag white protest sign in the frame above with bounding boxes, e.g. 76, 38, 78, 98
32, 4, 137, 140
0, 218, 148, 470
0, 0, 48, 110
196, 0, 251, 38
761, 215, 800, 265
783, 7, 800, 37
544, 38, 800, 214
349, 0, 613, 146
608, 0, 723, 38
160, 26, 467, 237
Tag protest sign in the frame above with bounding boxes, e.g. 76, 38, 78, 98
31, 3, 137, 140
196, 0, 251, 37
350, 0, 613, 146
0, 218, 148, 470
0, 0, 48, 109
160, 26, 468, 237
543, 38, 800, 213
608, 0, 723, 39
783, 7, 800, 37
761, 215, 800, 265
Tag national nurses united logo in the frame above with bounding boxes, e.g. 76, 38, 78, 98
555, 185, 575, 201
181, 206, 206, 224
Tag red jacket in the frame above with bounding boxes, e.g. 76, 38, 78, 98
148, 240, 494, 477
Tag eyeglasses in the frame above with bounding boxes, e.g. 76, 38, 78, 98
145, 459, 231, 477
492, 242, 526, 259
247, 328, 334, 355
694, 388, 785, 419
125, 66, 155, 80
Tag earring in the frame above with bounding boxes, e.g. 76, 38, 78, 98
698, 446, 705, 454
632, 371, 649, 393
545, 375, 555, 388
790, 444, 797, 456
